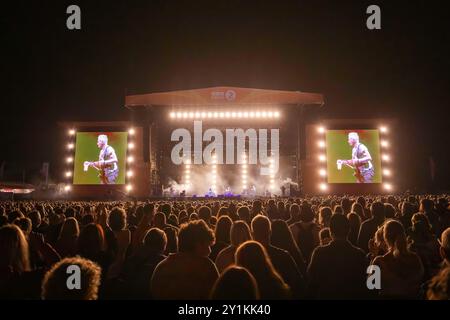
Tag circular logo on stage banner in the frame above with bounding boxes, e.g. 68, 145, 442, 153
225, 90, 236, 101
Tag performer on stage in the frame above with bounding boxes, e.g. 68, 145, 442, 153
84, 134, 119, 184
337, 132, 374, 183
206, 188, 216, 197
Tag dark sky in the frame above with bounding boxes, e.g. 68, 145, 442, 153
1, 0, 449, 190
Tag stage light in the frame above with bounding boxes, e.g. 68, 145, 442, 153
189, 112, 194, 118
242, 164, 247, 168
66, 157, 73, 163
213, 112, 219, 118
207, 112, 212, 118
65, 171, 72, 177
176, 112, 182, 118
380, 126, 388, 133
317, 126, 325, 134
383, 183, 392, 191
126, 184, 133, 192
127, 170, 133, 177
269, 158, 274, 164
219, 112, 225, 118
64, 185, 71, 192
270, 179, 275, 184
242, 185, 247, 190
201, 112, 206, 118
267, 111, 273, 118
382, 154, 390, 161
169, 112, 175, 118
249, 111, 255, 118
186, 164, 191, 169
255, 111, 261, 118
127, 156, 134, 163
381, 140, 389, 147
195, 112, 200, 118
243, 112, 249, 118
383, 169, 391, 176
318, 154, 326, 162
67, 143, 74, 150
262, 111, 267, 118
182, 112, 188, 118
319, 169, 327, 177
128, 142, 135, 149
68, 129, 76, 136
128, 128, 135, 135
237, 112, 243, 118
318, 140, 326, 148
270, 184, 275, 190
319, 183, 328, 191
274, 111, 280, 118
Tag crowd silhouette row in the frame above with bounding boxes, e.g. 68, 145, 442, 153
0, 194, 449, 300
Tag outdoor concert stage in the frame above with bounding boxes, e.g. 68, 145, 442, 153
60, 87, 395, 200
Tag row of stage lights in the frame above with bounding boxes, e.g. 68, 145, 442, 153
316, 125, 393, 192
169, 111, 281, 119
64, 128, 136, 193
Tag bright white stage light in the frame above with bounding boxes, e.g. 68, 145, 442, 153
182, 112, 188, 118
127, 156, 134, 163
261, 111, 267, 118
255, 111, 261, 118
242, 185, 247, 189
243, 112, 249, 118
317, 126, 325, 134
176, 112, 182, 118
189, 112, 194, 118
64, 185, 71, 192
274, 111, 280, 118
185, 164, 191, 169
225, 112, 230, 118
219, 112, 225, 118
380, 126, 388, 133
201, 112, 206, 118
213, 112, 219, 118
195, 112, 200, 118
65, 171, 72, 177
382, 154, 390, 161
319, 183, 328, 191
318, 154, 326, 162
381, 140, 389, 147
383, 183, 392, 191
319, 169, 327, 177
237, 112, 243, 118
127, 170, 133, 177
231, 112, 237, 118
128, 142, 135, 149
249, 112, 255, 118
128, 128, 135, 135
67, 143, 74, 150
267, 111, 273, 118
383, 169, 391, 176
66, 157, 73, 163
207, 112, 212, 118
318, 140, 326, 148
169, 112, 175, 118
126, 184, 133, 192
68, 129, 76, 136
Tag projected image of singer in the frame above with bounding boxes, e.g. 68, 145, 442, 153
337, 132, 374, 183
84, 134, 119, 184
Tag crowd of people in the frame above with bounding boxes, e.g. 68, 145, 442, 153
0, 194, 449, 300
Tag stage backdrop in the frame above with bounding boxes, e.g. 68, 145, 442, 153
73, 132, 128, 185
326, 129, 382, 183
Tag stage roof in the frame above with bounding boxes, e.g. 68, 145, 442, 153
125, 86, 324, 108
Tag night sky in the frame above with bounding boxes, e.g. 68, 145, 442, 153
1, 0, 449, 190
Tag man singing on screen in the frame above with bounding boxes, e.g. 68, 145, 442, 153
337, 132, 374, 183
84, 134, 119, 184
